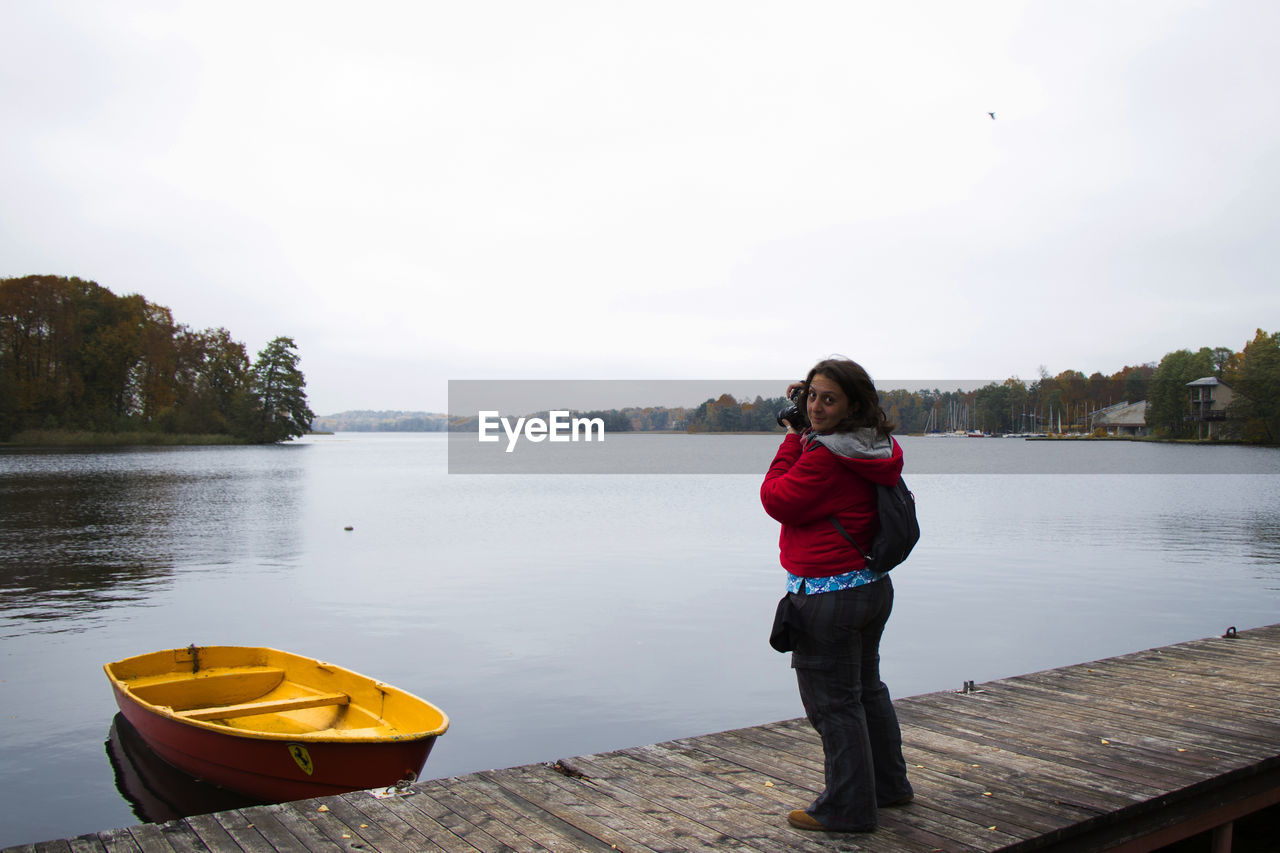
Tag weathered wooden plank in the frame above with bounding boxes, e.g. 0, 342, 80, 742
485, 762, 727, 853
208, 811, 299, 853
732, 713, 1080, 844
397, 779, 542, 852
543, 757, 750, 853
898, 756, 1098, 838
1155, 631, 1280, 658
550, 753, 757, 850
144, 822, 205, 853
672, 728, 823, 792
420, 775, 577, 852
122, 823, 177, 853
625, 741, 821, 821
704, 720, 826, 772
684, 722, 1033, 850
1071, 655, 1280, 702
899, 705, 1202, 796
33, 842, 71, 853
180, 815, 243, 853
571, 743, 978, 853
138, 824, 199, 853
935, 681, 1210, 753
631, 737, 821, 810
487, 763, 691, 853
706, 717, 1064, 835
97, 828, 143, 853
250, 802, 346, 853
982, 676, 1278, 758
629, 739, 1000, 853
212, 811, 305, 853
342, 790, 480, 853
1011, 664, 1279, 725
1041, 630, 1280, 677
767, 711, 1151, 818
1011, 763, 1280, 853
236, 804, 332, 850
1041, 658, 1280, 706
462, 772, 620, 852
897, 723, 1138, 815
561, 750, 857, 853
1093, 639, 1280, 675
1137, 651, 1280, 680
1010, 677, 1275, 729
66, 837, 107, 853
893, 699, 1187, 792
1058, 658, 1280, 712
310, 793, 441, 853
961, 681, 1270, 766
873, 734, 1101, 835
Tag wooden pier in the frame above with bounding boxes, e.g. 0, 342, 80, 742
10, 624, 1280, 852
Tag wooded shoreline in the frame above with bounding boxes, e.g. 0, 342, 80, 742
2, 428, 1267, 449
5, 274, 1277, 445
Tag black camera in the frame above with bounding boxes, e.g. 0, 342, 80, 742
776, 387, 808, 429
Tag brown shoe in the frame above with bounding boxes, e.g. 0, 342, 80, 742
787, 810, 875, 833
787, 810, 826, 831
880, 793, 914, 808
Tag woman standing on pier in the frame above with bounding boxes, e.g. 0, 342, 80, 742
760, 358, 914, 834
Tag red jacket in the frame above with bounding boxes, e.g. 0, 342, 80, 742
760, 430, 904, 577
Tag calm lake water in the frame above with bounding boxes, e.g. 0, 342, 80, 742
2, 433, 1279, 846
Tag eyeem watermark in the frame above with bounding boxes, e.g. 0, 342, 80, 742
446, 378, 1234, 474
478, 410, 605, 452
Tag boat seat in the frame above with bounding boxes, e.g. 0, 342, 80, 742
177, 691, 350, 721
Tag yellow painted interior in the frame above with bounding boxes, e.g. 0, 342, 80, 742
105, 646, 449, 742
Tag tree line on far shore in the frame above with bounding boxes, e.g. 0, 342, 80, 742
5, 275, 1276, 445
678, 332, 1278, 442
447, 333, 1277, 443
321, 331, 1280, 444
0, 275, 314, 443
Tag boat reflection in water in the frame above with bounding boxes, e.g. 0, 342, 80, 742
105, 714, 266, 823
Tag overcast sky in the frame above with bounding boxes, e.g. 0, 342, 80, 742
3, 1, 1276, 413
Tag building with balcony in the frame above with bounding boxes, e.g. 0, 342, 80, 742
1186, 377, 1233, 439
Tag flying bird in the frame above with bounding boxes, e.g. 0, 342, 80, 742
988, 112, 996, 120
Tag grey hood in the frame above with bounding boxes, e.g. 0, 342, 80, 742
805, 428, 894, 460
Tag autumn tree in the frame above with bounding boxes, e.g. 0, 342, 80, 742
1146, 349, 1216, 437
0, 275, 147, 429
0, 367, 16, 440
1225, 329, 1280, 443
237, 336, 315, 443
135, 302, 180, 428
1119, 364, 1155, 406
0, 275, 269, 438
972, 379, 1030, 434
188, 328, 251, 434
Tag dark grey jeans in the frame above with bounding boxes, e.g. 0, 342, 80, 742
790, 576, 912, 831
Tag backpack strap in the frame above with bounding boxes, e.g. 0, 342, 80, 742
828, 514, 871, 561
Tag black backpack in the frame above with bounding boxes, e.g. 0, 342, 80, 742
828, 476, 920, 572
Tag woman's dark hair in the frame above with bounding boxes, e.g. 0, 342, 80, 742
802, 358, 896, 437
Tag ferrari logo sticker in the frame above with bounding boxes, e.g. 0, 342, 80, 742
288, 744, 314, 776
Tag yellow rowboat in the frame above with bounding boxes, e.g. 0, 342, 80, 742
104, 646, 449, 802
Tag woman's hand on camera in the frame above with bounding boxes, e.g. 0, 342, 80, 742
781, 381, 805, 435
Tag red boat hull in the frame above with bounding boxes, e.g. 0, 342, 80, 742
111, 683, 438, 802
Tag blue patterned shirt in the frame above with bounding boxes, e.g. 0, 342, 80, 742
787, 567, 884, 594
